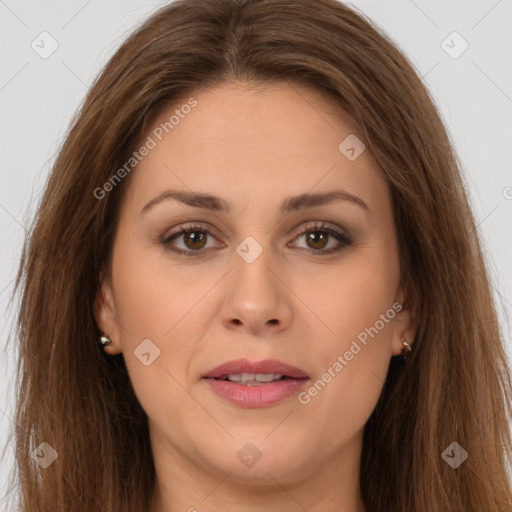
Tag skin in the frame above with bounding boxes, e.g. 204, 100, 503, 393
94, 80, 417, 512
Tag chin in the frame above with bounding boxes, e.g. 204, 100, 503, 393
199, 437, 312, 484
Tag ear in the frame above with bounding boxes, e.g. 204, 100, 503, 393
93, 269, 122, 355
391, 282, 419, 357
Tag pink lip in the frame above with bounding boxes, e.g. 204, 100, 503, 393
203, 358, 309, 379
202, 358, 309, 408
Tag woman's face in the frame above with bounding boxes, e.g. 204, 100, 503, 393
95, 81, 415, 506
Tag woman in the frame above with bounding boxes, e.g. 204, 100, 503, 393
7, 0, 512, 510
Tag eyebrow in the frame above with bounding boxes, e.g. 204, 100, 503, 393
139, 188, 370, 215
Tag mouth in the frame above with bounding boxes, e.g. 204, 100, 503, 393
212, 373, 300, 385
202, 358, 310, 407
203, 357, 309, 381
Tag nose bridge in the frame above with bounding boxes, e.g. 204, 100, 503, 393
220, 234, 292, 333
231, 234, 278, 300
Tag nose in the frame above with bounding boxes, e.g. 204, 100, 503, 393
220, 246, 293, 336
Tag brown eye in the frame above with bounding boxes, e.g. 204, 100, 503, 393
291, 222, 353, 255
161, 224, 220, 256
304, 231, 329, 250
162, 221, 352, 258
182, 230, 207, 250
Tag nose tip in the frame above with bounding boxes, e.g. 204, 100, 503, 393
221, 259, 293, 336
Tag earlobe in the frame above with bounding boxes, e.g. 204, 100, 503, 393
93, 274, 122, 354
391, 284, 419, 357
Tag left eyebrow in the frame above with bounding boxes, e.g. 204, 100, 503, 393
280, 190, 370, 213
139, 188, 370, 216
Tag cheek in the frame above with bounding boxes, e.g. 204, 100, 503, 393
293, 243, 399, 346
291, 248, 398, 440
109, 239, 212, 405
111, 233, 212, 335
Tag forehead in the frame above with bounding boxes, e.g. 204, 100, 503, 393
122, 81, 389, 217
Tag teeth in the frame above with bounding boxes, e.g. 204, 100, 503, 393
223, 373, 284, 385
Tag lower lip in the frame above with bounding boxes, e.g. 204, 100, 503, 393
203, 378, 309, 407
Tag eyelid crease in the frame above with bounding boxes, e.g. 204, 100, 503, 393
160, 220, 353, 257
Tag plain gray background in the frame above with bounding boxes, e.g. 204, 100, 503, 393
1, 0, 511, 506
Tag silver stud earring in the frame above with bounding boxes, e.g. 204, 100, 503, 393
99, 334, 113, 346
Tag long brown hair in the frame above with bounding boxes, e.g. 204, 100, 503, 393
5, 0, 512, 510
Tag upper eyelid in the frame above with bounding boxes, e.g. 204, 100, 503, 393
162, 222, 221, 241
163, 220, 346, 237
162, 220, 349, 247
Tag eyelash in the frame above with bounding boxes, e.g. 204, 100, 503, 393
160, 221, 353, 257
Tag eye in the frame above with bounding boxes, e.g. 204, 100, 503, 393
289, 221, 352, 255
161, 223, 223, 256
160, 221, 352, 257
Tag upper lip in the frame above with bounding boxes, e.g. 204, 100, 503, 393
203, 358, 309, 379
